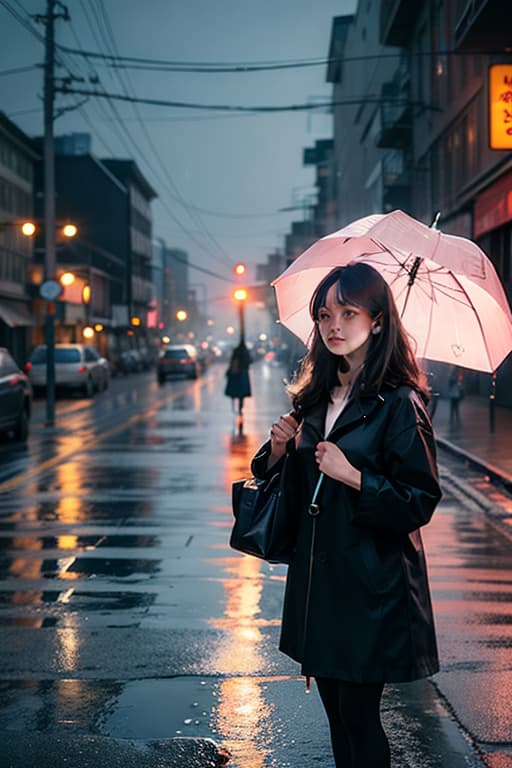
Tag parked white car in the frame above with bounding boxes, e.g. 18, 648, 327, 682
27, 343, 110, 398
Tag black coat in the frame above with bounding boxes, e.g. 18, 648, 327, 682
252, 386, 442, 684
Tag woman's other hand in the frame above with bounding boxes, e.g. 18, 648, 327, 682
268, 413, 300, 466
315, 441, 361, 490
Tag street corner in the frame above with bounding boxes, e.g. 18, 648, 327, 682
0, 732, 232, 768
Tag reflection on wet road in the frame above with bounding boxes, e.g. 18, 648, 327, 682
423, 457, 512, 765
0, 366, 511, 766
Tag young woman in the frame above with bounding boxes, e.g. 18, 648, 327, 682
251, 263, 442, 768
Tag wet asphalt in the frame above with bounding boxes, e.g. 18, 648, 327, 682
0, 361, 511, 767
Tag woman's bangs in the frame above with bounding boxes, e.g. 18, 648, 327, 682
334, 280, 362, 309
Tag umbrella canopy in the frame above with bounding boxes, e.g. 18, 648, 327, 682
335, 209, 512, 318
272, 218, 512, 374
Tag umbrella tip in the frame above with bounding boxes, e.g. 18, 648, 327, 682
430, 211, 441, 230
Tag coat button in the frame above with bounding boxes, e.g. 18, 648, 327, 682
317, 551, 327, 563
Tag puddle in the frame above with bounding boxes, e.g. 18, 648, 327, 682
99, 676, 220, 740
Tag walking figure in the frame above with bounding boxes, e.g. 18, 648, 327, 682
251, 263, 441, 767
224, 342, 252, 427
448, 367, 464, 429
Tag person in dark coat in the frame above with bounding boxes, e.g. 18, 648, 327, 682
224, 342, 252, 415
448, 366, 464, 428
251, 263, 442, 768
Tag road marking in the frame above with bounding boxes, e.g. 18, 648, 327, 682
0, 370, 223, 494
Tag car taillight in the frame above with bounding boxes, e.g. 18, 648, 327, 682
78, 365, 87, 373
24, 362, 32, 373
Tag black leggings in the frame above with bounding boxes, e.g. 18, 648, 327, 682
315, 677, 390, 768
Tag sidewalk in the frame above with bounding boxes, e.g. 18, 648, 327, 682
431, 394, 512, 485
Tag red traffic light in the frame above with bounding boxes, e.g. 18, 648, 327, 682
234, 262, 246, 276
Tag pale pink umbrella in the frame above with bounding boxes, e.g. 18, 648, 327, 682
272, 214, 512, 373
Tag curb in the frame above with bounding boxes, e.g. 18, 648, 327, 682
436, 436, 512, 490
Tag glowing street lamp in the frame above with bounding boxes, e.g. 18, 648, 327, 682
21, 221, 36, 237
233, 288, 248, 302
233, 287, 248, 343
176, 309, 188, 322
62, 223, 77, 238
59, 271, 76, 287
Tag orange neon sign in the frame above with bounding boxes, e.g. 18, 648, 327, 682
489, 64, 512, 150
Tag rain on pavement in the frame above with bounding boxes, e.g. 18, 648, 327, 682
0, 361, 511, 767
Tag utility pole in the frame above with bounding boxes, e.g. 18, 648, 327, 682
43, 0, 57, 426
38, 0, 69, 426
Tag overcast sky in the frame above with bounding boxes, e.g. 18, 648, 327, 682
1, 0, 357, 313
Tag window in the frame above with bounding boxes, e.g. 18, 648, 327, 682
0, 350, 19, 376
84, 348, 99, 361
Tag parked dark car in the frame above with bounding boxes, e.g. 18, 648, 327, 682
157, 344, 200, 383
0, 347, 32, 442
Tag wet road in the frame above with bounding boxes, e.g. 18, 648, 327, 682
0, 363, 511, 767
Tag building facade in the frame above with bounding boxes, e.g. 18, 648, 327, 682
102, 159, 156, 327
0, 112, 37, 365
326, 1, 512, 405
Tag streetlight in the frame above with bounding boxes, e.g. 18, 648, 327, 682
21, 221, 36, 237
21, 221, 79, 427
233, 287, 248, 344
176, 309, 188, 322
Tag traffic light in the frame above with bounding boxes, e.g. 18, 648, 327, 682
234, 263, 246, 277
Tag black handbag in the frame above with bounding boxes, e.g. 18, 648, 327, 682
230, 457, 293, 564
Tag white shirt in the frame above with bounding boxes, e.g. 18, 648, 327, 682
324, 388, 350, 437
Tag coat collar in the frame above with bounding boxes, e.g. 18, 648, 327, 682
305, 392, 388, 441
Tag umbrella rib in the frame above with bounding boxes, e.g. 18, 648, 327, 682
448, 270, 495, 370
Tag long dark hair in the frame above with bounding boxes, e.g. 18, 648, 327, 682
288, 263, 428, 413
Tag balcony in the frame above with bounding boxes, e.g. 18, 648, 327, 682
379, 0, 422, 47
454, 0, 512, 52
376, 101, 412, 149
382, 152, 411, 212
375, 67, 412, 149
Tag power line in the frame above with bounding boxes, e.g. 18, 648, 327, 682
0, 0, 45, 43
0, 64, 39, 77
57, 46, 330, 70
55, 45, 487, 73
55, 86, 423, 113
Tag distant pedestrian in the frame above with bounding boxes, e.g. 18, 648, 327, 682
448, 367, 464, 428
251, 264, 442, 768
224, 342, 252, 416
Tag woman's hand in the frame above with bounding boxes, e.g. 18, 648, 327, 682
268, 412, 300, 467
315, 441, 361, 490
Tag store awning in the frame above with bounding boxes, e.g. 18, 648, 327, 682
0, 299, 35, 327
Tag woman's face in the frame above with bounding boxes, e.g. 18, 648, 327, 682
317, 284, 374, 361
